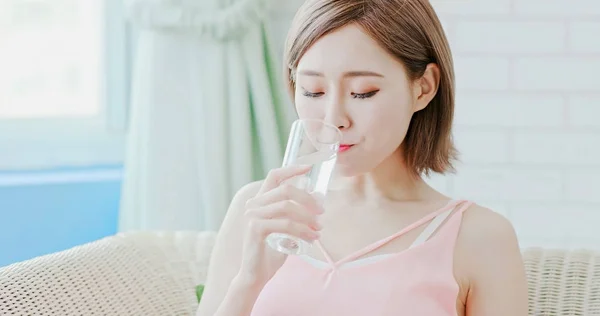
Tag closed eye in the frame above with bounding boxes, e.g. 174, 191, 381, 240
301, 89, 324, 98
351, 90, 379, 99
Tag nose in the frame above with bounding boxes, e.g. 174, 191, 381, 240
325, 95, 351, 131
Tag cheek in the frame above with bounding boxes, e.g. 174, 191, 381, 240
294, 97, 323, 119
368, 95, 410, 123
362, 97, 413, 145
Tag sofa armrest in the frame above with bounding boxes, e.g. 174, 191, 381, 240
0, 231, 216, 316
522, 247, 600, 315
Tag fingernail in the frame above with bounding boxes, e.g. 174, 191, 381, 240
311, 222, 322, 231
312, 206, 324, 214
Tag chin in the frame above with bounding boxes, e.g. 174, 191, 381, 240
334, 149, 393, 178
333, 161, 371, 178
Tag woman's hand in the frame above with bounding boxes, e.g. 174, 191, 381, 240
196, 164, 323, 316
237, 164, 323, 287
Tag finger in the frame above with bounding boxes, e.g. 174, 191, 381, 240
246, 184, 323, 215
248, 218, 320, 242
259, 165, 312, 195
245, 200, 321, 230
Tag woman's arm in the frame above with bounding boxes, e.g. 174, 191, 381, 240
460, 207, 529, 315
197, 164, 320, 316
210, 275, 264, 316
196, 181, 263, 316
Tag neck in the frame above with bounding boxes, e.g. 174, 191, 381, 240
335, 148, 443, 204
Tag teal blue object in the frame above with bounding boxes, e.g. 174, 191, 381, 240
0, 167, 121, 267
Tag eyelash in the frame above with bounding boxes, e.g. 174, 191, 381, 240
302, 91, 324, 98
301, 90, 379, 99
351, 90, 379, 99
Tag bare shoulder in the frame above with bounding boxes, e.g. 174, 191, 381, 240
456, 204, 522, 269
459, 204, 520, 252
455, 203, 529, 314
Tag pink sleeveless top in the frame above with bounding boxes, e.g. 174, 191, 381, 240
250, 200, 474, 316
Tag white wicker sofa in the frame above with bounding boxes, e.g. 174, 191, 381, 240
1, 231, 599, 315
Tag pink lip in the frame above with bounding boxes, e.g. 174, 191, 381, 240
338, 144, 353, 153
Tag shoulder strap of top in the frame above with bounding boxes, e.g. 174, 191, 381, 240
409, 207, 454, 249
331, 199, 465, 267
410, 200, 475, 249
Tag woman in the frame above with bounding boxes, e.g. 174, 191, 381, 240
197, 0, 529, 315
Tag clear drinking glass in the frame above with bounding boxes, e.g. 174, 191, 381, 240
265, 119, 342, 255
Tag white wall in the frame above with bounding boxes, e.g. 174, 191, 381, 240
268, 0, 600, 249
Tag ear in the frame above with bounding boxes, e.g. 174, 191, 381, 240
412, 63, 440, 113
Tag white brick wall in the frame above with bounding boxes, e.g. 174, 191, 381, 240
269, 0, 600, 249
453, 22, 566, 54
433, 0, 600, 249
569, 96, 600, 127
513, 0, 600, 17
454, 57, 511, 89
514, 58, 600, 91
570, 22, 600, 52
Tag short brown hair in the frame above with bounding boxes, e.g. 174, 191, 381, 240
283, 0, 458, 177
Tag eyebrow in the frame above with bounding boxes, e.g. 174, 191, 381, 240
297, 70, 384, 78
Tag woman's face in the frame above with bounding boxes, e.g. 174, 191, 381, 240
294, 24, 428, 177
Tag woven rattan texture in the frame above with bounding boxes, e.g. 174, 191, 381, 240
0, 231, 215, 316
523, 247, 600, 315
